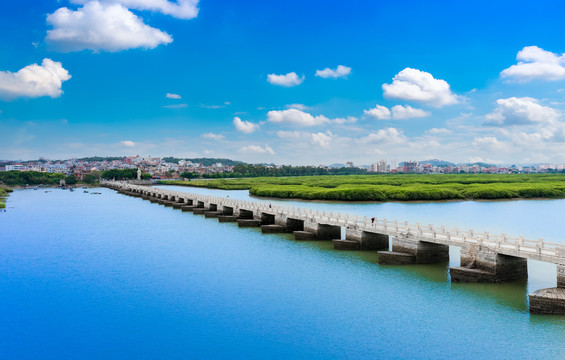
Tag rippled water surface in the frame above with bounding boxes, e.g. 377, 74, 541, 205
1, 187, 564, 359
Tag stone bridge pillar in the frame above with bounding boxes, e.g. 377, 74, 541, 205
335, 228, 389, 250
450, 245, 527, 283
529, 264, 565, 315
292, 221, 339, 241
378, 233, 449, 265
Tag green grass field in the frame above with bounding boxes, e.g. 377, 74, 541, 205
160, 174, 565, 202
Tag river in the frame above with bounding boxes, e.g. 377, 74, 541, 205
0, 186, 564, 359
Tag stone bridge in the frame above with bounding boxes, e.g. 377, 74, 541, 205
103, 181, 565, 315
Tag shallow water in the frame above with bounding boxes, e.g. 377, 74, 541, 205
1, 188, 564, 359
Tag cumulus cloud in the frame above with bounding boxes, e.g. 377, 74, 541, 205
472, 136, 509, 152
166, 93, 181, 99
364, 104, 430, 120
485, 97, 560, 126
233, 117, 259, 134
267, 72, 304, 87
391, 105, 430, 119
501, 46, 565, 82
382, 68, 459, 107
360, 128, 406, 144
315, 65, 351, 79
120, 140, 135, 147
239, 145, 275, 155
311, 131, 333, 148
267, 109, 329, 127
46, 1, 173, 52
71, 0, 199, 19
0, 59, 71, 100
364, 105, 391, 120
201, 133, 224, 140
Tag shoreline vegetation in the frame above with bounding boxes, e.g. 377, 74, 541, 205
159, 174, 565, 202
0, 187, 12, 209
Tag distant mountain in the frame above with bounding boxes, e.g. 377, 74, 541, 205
419, 159, 456, 167
328, 163, 346, 168
163, 157, 246, 166
466, 162, 496, 168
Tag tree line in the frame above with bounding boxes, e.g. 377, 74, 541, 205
180, 164, 368, 179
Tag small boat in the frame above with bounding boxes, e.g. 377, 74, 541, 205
91, 192, 102, 195
83, 190, 89, 193
69, 188, 74, 192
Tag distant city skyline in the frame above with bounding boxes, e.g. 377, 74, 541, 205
2, 1, 565, 164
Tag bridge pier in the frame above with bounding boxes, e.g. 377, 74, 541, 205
450, 245, 527, 283
378, 233, 449, 265
529, 264, 565, 315
334, 228, 389, 251
294, 223, 340, 241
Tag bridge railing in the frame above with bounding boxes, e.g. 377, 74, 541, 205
104, 181, 565, 263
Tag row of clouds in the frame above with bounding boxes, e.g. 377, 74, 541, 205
1, 45, 564, 105
267, 65, 352, 87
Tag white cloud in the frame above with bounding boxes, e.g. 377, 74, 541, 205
267, 109, 329, 127
285, 103, 310, 110
311, 131, 333, 148
391, 105, 430, 119
166, 93, 181, 99
120, 140, 135, 147
501, 46, 565, 82
71, 0, 199, 19
364, 105, 391, 120
239, 145, 275, 155
364, 104, 430, 120
332, 116, 357, 124
360, 128, 406, 144
382, 68, 459, 107
472, 136, 509, 152
426, 128, 452, 135
46, 1, 173, 52
277, 130, 304, 138
233, 116, 259, 134
485, 97, 560, 126
201, 133, 224, 140
315, 65, 351, 79
267, 72, 304, 87
0, 59, 71, 100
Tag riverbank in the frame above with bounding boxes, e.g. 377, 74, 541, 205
159, 173, 565, 202
0, 186, 12, 209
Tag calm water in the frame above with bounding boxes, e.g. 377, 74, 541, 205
1, 187, 564, 359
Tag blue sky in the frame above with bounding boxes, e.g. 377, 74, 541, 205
2, 0, 565, 165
